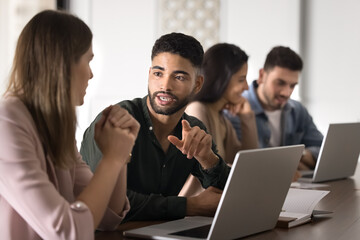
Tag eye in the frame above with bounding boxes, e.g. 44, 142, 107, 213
153, 71, 162, 77
175, 75, 186, 81
277, 80, 286, 86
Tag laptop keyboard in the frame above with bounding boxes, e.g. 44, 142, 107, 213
169, 224, 211, 238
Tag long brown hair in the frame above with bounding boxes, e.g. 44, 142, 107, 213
194, 43, 248, 103
6, 10, 93, 168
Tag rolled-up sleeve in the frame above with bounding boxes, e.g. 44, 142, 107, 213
0, 135, 95, 239
97, 198, 130, 230
73, 154, 129, 230
198, 156, 230, 190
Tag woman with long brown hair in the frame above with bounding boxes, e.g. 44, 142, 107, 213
0, 10, 139, 239
179, 43, 258, 196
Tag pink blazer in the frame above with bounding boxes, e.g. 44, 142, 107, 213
0, 96, 129, 240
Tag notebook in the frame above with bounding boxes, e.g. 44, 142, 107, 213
123, 145, 304, 240
298, 122, 360, 183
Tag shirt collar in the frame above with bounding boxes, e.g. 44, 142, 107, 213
141, 96, 154, 132
141, 95, 185, 138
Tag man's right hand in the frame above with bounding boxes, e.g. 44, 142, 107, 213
186, 186, 223, 217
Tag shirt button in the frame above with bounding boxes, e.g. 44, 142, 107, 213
70, 201, 88, 212
149, 126, 153, 131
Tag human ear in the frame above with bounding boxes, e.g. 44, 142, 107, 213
194, 75, 204, 94
257, 68, 265, 84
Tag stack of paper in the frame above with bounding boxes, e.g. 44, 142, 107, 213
277, 188, 330, 228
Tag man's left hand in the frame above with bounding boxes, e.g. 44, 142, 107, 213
298, 149, 316, 170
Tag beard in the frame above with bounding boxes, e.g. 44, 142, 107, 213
148, 89, 195, 115
262, 87, 285, 111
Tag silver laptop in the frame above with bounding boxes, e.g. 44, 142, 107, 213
298, 122, 360, 183
123, 145, 304, 240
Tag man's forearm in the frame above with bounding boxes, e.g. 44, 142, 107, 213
125, 189, 187, 222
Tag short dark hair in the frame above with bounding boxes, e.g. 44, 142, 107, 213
151, 32, 204, 69
264, 46, 303, 72
194, 43, 248, 103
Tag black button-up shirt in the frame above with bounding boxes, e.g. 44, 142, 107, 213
80, 96, 230, 221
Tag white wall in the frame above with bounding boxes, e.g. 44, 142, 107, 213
73, 0, 305, 146
222, 0, 301, 91
2, 0, 359, 145
301, 0, 360, 133
0, 0, 56, 94
222, 0, 360, 134
72, 0, 360, 144
71, 0, 157, 147
0, 0, 10, 94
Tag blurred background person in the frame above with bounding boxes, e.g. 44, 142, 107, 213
180, 43, 258, 196
225, 46, 323, 171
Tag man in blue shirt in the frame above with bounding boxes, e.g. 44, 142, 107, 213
225, 46, 323, 170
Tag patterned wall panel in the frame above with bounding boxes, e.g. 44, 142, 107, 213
158, 0, 220, 50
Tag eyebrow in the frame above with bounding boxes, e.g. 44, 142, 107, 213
277, 79, 298, 86
152, 66, 164, 71
173, 70, 190, 76
151, 66, 190, 75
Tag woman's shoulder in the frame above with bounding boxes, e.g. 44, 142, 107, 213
186, 101, 208, 115
0, 96, 37, 134
185, 101, 212, 129
0, 95, 29, 118
187, 101, 205, 107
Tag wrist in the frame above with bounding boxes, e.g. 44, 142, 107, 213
185, 197, 198, 216
101, 154, 128, 170
237, 110, 254, 118
201, 153, 219, 170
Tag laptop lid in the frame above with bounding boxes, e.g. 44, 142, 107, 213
123, 145, 304, 240
300, 122, 360, 183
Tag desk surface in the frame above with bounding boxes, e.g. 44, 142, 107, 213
96, 167, 360, 240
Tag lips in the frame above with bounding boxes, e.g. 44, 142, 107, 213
275, 96, 288, 105
156, 93, 176, 105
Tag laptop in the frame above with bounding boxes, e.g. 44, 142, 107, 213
298, 122, 360, 183
123, 145, 304, 240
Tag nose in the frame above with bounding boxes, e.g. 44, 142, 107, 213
89, 69, 94, 80
281, 85, 293, 97
160, 75, 172, 91
244, 80, 249, 90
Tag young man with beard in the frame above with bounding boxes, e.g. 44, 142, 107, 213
225, 46, 323, 171
80, 33, 230, 222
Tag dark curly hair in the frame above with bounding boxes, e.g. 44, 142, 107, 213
151, 32, 204, 69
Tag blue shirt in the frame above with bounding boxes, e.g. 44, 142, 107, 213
224, 80, 323, 160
